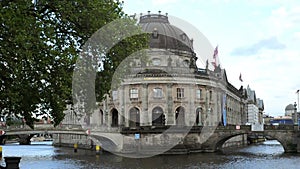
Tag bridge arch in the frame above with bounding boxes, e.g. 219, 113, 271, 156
263, 131, 294, 153
213, 131, 290, 153
90, 135, 119, 152
214, 132, 247, 151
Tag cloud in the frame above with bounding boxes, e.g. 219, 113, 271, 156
151, 0, 178, 5
231, 36, 286, 56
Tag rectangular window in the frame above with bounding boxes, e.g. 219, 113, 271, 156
196, 89, 201, 99
153, 88, 163, 98
177, 88, 184, 99
112, 90, 118, 100
130, 88, 138, 99
209, 91, 212, 101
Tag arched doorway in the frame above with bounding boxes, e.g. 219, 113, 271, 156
196, 107, 202, 126
129, 107, 140, 127
100, 109, 104, 125
175, 106, 185, 126
111, 108, 118, 127
152, 107, 164, 126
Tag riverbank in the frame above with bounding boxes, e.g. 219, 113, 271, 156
2, 140, 300, 169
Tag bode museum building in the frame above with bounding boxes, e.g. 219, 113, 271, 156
103, 14, 246, 128
54, 13, 263, 154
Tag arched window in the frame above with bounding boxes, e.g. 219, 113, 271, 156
152, 107, 164, 126
196, 107, 202, 126
111, 108, 118, 127
175, 106, 185, 126
129, 107, 140, 127
100, 109, 104, 125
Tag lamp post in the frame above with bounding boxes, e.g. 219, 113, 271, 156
294, 102, 298, 127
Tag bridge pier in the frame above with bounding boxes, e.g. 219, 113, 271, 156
298, 139, 300, 153
0, 135, 6, 145
18, 134, 34, 145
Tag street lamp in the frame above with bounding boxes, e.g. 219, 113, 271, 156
294, 102, 297, 126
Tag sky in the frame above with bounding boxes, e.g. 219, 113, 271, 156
122, 0, 300, 117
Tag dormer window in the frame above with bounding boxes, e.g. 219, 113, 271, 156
180, 33, 187, 41
152, 28, 158, 39
183, 60, 189, 67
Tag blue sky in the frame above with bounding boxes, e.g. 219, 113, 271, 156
122, 0, 300, 117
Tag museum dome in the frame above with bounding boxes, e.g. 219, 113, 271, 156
139, 12, 194, 54
285, 104, 295, 111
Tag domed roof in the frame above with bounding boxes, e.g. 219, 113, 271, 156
139, 13, 194, 53
285, 104, 294, 111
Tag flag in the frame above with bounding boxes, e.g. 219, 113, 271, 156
239, 73, 243, 82
213, 46, 218, 59
211, 45, 218, 70
211, 61, 217, 68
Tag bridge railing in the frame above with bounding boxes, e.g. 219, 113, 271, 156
264, 124, 295, 130
59, 124, 83, 130
216, 125, 251, 131
120, 125, 251, 134
1, 123, 84, 131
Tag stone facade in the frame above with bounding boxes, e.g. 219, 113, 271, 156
54, 13, 257, 152
97, 13, 246, 129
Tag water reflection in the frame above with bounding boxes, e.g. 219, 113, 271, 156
1, 140, 300, 169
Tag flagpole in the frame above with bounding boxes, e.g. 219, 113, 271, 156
239, 73, 243, 86
296, 89, 300, 111
297, 90, 299, 111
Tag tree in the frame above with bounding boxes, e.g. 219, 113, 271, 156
0, 0, 148, 128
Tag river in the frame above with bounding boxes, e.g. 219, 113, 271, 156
1, 140, 300, 169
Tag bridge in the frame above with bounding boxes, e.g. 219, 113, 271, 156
1, 124, 300, 154
118, 125, 300, 154
0, 124, 86, 145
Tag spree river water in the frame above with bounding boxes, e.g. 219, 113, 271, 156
1, 140, 300, 169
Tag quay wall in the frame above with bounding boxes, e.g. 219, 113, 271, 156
52, 133, 248, 153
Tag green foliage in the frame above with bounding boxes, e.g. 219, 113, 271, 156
5, 117, 23, 127
0, 0, 145, 128
96, 34, 149, 102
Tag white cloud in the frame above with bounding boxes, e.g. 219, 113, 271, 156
122, 0, 300, 117
293, 32, 300, 40
231, 37, 286, 56
267, 5, 300, 36
151, 0, 178, 5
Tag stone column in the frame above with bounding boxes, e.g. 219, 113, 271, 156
120, 86, 125, 127
189, 84, 195, 126
124, 86, 129, 127
142, 83, 149, 126
103, 98, 109, 126
167, 83, 174, 125
205, 88, 209, 126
